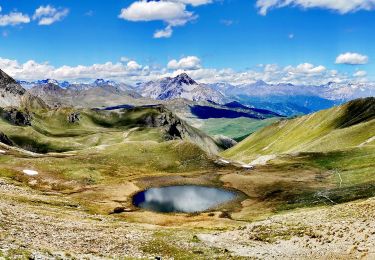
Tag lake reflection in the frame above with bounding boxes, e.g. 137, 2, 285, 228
133, 185, 237, 213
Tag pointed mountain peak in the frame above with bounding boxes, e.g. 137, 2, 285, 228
172, 73, 197, 85
93, 79, 116, 86
0, 69, 18, 85
253, 80, 268, 86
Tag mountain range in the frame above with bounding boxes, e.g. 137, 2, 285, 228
7, 71, 375, 116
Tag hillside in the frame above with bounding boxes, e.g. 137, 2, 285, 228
222, 97, 375, 162
0, 105, 221, 155
28, 81, 147, 109
0, 69, 47, 110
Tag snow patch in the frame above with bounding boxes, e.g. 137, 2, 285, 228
241, 164, 254, 169
219, 159, 230, 164
358, 136, 375, 147
23, 170, 39, 176
249, 155, 277, 166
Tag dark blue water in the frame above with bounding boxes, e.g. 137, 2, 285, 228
133, 185, 236, 213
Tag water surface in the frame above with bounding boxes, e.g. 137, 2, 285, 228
133, 185, 236, 213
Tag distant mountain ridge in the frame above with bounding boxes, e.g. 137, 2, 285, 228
28, 80, 143, 108
138, 73, 226, 103
209, 80, 374, 116
14, 73, 375, 116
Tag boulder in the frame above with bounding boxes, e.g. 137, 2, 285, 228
0, 108, 32, 126
0, 132, 13, 146
213, 135, 238, 150
67, 112, 80, 123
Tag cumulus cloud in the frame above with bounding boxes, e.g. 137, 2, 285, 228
33, 5, 69, 25
0, 57, 144, 82
256, 0, 375, 15
166, 62, 345, 86
119, 0, 208, 38
126, 60, 142, 70
167, 56, 202, 70
335, 52, 369, 65
285, 63, 326, 74
154, 25, 173, 38
175, 0, 212, 6
119, 1, 193, 23
0, 8, 30, 26
0, 56, 365, 86
353, 70, 367, 77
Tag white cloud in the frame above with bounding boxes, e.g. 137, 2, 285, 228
33, 5, 69, 25
0, 11, 30, 26
285, 63, 326, 74
119, 1, 194, 24
168, 56, 202, 70
119, 0, 203, 38
256, 0, 375, 15
154, 25, 173, 38
0, 56, 367, 87
353, 70, 367, 77
175, 0, 212, 6
0, 57, 154, 83
335, 52, 369, 65
288, 33, 294, 39
127, 60, 142, 70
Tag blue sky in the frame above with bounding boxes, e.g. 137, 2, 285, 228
0, 0, 374, 84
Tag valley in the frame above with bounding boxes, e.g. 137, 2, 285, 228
0, 69, 374, 259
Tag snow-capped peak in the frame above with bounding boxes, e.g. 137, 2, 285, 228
139, 73, 225, 103
93, 79, 117, 86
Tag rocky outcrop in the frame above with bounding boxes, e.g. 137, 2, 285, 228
213, 135, 238, 150
0, 132, 13, 146
0, 108, 32, 126
142, 106, 188, 140
0, 69, 48, 110
67, 112, 80, 124
140, 105, 222, 154
0, 69, 26, 108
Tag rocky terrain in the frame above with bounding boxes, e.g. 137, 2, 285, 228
0, 70, 47, 110
1, 176, 374, 259
0, 178, 152, 259
199, 197, 375, 259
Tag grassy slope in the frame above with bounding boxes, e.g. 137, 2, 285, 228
217, 98, 375, 220
0, 106, 221, 217
222, 97, 375, 162
199, 117, 280, 141
0, 107, 217, 174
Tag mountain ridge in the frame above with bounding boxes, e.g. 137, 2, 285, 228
222, 97, 375, 162
0, 69, 47, 110
139, 73, 226, 103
